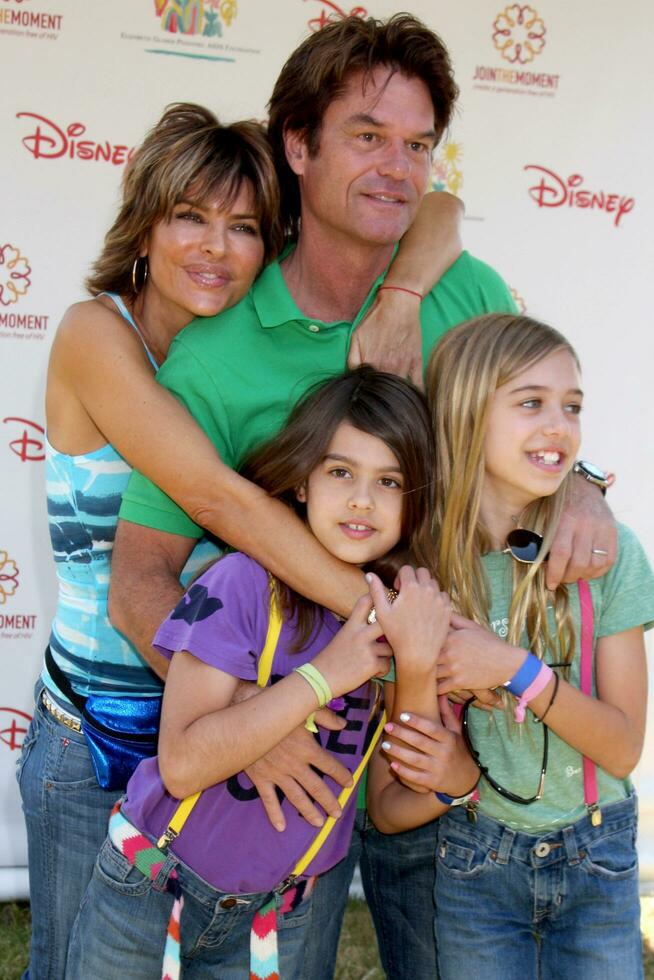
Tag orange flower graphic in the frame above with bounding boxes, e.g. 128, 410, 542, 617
0, 244, 31, 307
0, 551, 19, 605
493, 5, 546, 65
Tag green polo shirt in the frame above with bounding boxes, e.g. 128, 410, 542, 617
119, 250, 516, 536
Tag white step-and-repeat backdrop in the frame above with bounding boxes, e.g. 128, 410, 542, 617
1, 0, 652, 899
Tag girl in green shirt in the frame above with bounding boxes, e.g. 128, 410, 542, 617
367, 313, 654, 980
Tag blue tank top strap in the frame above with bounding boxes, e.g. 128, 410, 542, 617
100, 291, 160, 371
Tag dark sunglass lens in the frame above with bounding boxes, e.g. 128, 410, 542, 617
507, 529, 541, 563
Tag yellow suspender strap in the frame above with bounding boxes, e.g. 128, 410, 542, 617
286, 706, 388, 880
257, 581, 283, 688
157, 582, 283, 850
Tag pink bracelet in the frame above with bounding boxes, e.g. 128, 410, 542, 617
377, 285, 422, 301
514, 663, 554, 723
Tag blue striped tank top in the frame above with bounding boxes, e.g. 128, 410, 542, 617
43, 293, 220, 700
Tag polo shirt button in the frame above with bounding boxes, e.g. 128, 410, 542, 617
308, 324, 320, 333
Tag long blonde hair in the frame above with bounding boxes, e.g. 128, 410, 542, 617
426, 313, 581, 665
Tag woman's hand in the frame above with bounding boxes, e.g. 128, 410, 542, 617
436, 613, 525, 695
367, 566, 451, 676
312, 594, 391, 698
381, 697, 478, 796
348, 288, 423, 386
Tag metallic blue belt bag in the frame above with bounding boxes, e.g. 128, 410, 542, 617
45, 645, 161, 791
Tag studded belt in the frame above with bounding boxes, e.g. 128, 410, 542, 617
41, 690, 82, 732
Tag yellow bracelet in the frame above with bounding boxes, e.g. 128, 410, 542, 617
293, 663, 333, 709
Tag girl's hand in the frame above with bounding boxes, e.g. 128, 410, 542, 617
381, 697, 479, 795
313, 594, 391, 698
367, 567, 451, 675
436, 614, 524, 695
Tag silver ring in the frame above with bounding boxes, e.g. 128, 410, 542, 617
591, 548, 609, 556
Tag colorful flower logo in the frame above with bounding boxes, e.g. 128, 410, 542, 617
0, 551, 19, 605
154, 0, 237, 37
431, 142, 463, 197
305, 1, 368, 33
0, 244, 31, 307
493, 5, 546, 65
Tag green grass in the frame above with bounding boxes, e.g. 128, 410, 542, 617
0, 902, 30, 980
2, 899, 654, 979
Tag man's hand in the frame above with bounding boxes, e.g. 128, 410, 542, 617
348, 288, 423, 387
244, 709, 352, 832
546, 475, 617, 590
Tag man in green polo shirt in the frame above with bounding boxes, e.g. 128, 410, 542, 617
111, 14, 614, 980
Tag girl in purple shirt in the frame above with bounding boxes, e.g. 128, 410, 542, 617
66, 367, 458, 980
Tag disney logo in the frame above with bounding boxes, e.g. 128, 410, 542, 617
0, 708, 32, 752
3, 417, 45, 461
305, 1, 367, 32
16, 113, 136, 166
524, 165, 634, 227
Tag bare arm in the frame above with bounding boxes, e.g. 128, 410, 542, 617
546, 475, 617, 590
107, 522, 193, 679
159, 597, 390, 799
437, 616, 647, 779
348, 191, 464, 384
364, 571, 478, 831
49, 301, 366, 619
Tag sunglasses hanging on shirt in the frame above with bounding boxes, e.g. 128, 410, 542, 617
503, 528, 548, 565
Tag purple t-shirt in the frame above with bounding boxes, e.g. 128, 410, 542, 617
123, 553, 380, 894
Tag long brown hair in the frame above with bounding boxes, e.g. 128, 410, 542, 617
267, 13, 458, 238
241, 366, 436, 649
86, 103, 283, 296
426, 313, 580, 665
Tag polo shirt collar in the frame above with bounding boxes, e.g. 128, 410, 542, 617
253, 244, 399, 330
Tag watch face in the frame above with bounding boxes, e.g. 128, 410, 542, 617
579, 460, 607, 480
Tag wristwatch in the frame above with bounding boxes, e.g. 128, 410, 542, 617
573, 460, 610, 496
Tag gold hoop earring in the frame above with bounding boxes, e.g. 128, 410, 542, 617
131, 256, 148, 294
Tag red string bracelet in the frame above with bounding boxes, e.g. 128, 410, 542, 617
377, 285, 422, 300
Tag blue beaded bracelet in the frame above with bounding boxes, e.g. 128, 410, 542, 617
504, 651, 541, 697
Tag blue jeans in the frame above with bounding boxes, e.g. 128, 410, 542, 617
66, 834, 311, 979
305, 809, 439, 979
435, 794, 642, 980
17, 683, 120, 980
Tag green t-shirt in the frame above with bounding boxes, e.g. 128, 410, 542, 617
467, 522, 654, 833
119, 250, 515, 535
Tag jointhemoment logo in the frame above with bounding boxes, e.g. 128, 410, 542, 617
0, 242, 49, 342
493, 4, 545, 64
0, 0, 63, 41
473, 4, 559, 98
0, 244, 31, 307
0, 551, 19, 605
0, 549, 38, 640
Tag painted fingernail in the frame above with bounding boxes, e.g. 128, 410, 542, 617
390, 761, 399, 771
381, 741, 391, 751
365, 573, 373, 582
400, 712, 411, 722
384, 722, 394, 733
